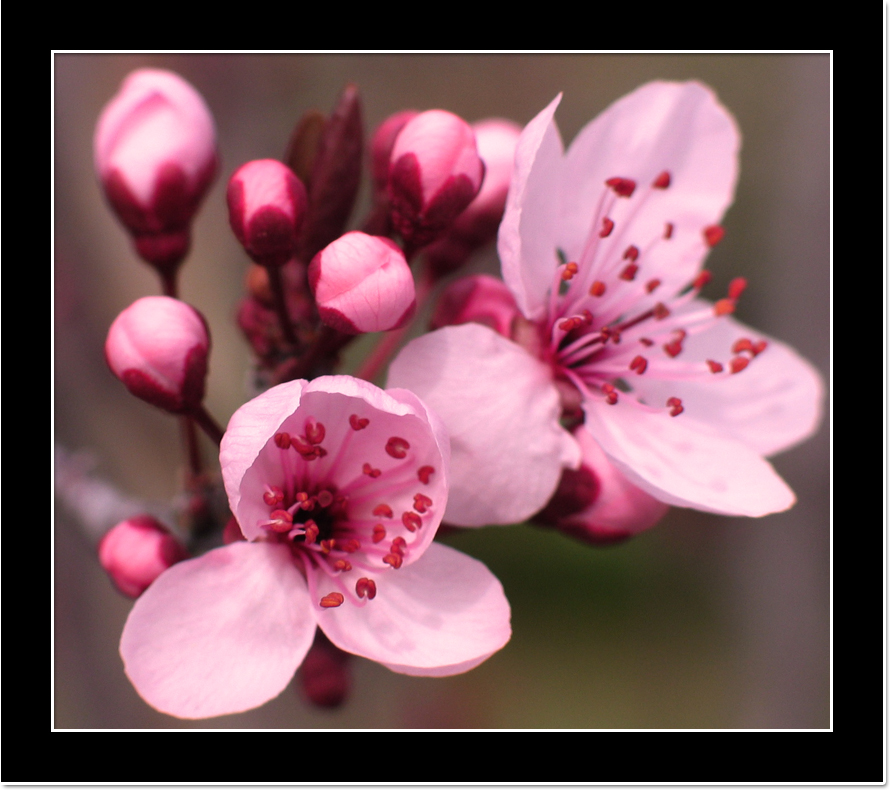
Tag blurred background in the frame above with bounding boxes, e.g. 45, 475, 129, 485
54, 53, 830, 729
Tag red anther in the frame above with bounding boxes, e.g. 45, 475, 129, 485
606, 177, 636, 197
602, 382, 618, 405
332, 559, 352, 572
349, 414, 370, 431
714, 299, 735, 316
666, 397, 684, 417
372, 524, 386, 543
263, 486, 284, 507
413, 493, 433, 513
704, 225, 725, 247
707, 360, 724, 373
320, 592, 345, 608
629, 355, 648, 375
313, 446, 328, 459
402, 511, 422, 532
303, 520, 319, 544
663, 339, 683, 358
646, 279, 661, 294
363, 463, 381, 478
623, 245, 640, 262
732, 338, 755, 355
417, 465, 435, 484
611, 330, 622, 344
620, 263, 638, 281
296, 491, 311, 505
652, 170, 671, 189
692, 270, 712, 290
752, 340, 768, 356
664, 222, 674, 239
304, 419, 325, 445
320, 539, 335, 554
653, 303, 670, 320
316, 490, 334, 508
391, 536, 407, 554
373, 503, 394, 519
730, 356, 749, 374
268, 510, 293, 533
640, 337, 654, 347
382, 553, 403, 569
599, 217, 615, 237
337, 538, 361, 554
581, 309, 593, 325
274, 432, 291, 449
561, 262, 579, 281
356, 578, 377, 600
590, 280, 606, 297
385, 437, 410, 459
291, 434, 316, 457
728, 277, 747, 301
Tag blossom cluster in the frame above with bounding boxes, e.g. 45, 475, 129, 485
91, 69, 822, 719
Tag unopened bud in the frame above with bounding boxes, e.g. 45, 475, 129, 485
371, 109, 419, 193
93, 69, 218, 273
227, 159, 308, 268
98, 515, 189, 598
430, 274, 520, 338
298, 632, 352, 708
309, 231, 416, 334
388, 110, 484, 250
105, 296, 210, 414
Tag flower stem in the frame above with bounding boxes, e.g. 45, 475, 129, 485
191, 405, 225, 447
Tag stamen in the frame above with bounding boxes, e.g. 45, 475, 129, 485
304, 419, 325, 445
349, 414, 370, 430
652, 170, 671, 189
590, 280, 606, 297
704, 225, 724, 247
728, 277, 747, 301
666, 397, 684, 417
417, 465, 435, 484
664, 222, 674, 239
274, 432, 291, 449
640, 338, 654, 347
646, 279, 661, 293
356, 578, 377, 599
653, 303, 670, 320
391, 536, 407, 555
620, 263, 638, 281
692, 271, 712, 290
606, 177, 636, 197
332, 559, 352, 572
385, 437, 410, 459
383, 553, 403, 569
629, 355, 648, 374
413, 493, 433, 513
303, 521, 319, 544
599, 217, 614, 237
752, 340, 768, 356
707, 360, 724, 373
402, 512, 422, 532
372, 503, 394, 518
602, 383, 618, 405
291, 434, 317, 457
268, 510, 293, 533
372, 524, 386, 543
320, 592, 345, 608
623, 245, 640, 261
263, 486, 284, 507
714, 299, 735, 316
730, 356, 749, 374
363, 462, 381, 478
732, 338, 755, 355
336, 538, 361, 553
561, 262, 579, 281
663, 330, 686, 359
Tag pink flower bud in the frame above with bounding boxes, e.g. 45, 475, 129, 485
94, 69, 218, 271
98, 515, 190, 598
430, 274, 520, 338
105, 296, 210, 414
309, 231, 416, 334
388, 110, 485, 250
370, 110, 418, 193
227, 159, 308, 268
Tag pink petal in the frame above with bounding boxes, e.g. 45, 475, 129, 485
582, 397, 796, 517
559, 81, 740, 296
388, 324, 580, 526
220, 379, 309, 540
628, 308, 825, 457
498, 93, 565, 320
120, 542, 315, 719
316, 542, 510, 675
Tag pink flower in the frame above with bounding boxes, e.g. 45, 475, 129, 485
309, 231, 416, 333
120, 376, 510, 719
105, 296, 210, 415
94, 69, 218, 270
389, 82, 823, 526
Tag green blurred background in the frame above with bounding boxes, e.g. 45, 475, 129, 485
54, 53, 830, 729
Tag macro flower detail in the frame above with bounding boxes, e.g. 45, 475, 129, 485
120, 376, 511, 719
390, 81, 823, 524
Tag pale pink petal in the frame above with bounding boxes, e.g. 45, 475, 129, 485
626, 304, 825, 457
388, 324, 581, 526
559, 82, 740, 296
582, 397, 795, 517
498, 94, 565, 320
220, 379, 308, 540
120, 542, 315, 719
316, 542, 510, 675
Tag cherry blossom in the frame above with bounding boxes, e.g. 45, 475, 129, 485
389, 82, 823, 526
120, 376, 510, 719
